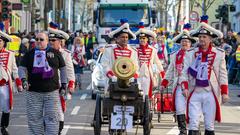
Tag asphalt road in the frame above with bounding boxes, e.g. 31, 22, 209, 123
3, 71, 240, 135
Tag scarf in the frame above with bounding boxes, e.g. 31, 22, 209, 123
32, 48, 54, 79
175, 49, 185, 75
188, 45, 213, 87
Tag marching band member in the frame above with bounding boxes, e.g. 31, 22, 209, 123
101, 19, 139, 82
161, 23, 196, 135
135, 22, 165, 99
48, 22, 75, 135
179, 15, 229, 135
0, 22, 23, 135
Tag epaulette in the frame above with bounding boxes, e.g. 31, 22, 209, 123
170, 50, 178, 55
64, 49, 71, 53
216, 47, 224, 52
105, 44, 113, 48
187, 47, 196, 52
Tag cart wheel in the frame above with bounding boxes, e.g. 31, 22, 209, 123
93, 94, 101, 135
157, 112, 161, 123
143, 95, 151, 135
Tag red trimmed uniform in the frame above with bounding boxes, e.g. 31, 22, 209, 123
101, 44, 139, 79
179, 45, 228, 131
161, 49, 186, 114
0, 48, 22, 112
136, 44, 164, 98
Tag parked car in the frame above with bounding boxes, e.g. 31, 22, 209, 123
88, 52, 108, 99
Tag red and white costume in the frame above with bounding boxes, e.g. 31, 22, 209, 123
179, 16, 228, 132
136, 44, 164, 98
134, 25, 165, 98
180, 45, 228, 130
101, 44, 139, 78
102, 20, 139, 79
161, 49, 187, 115
0, 48, 22, 112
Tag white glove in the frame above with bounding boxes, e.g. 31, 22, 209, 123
110, 76, 117, 82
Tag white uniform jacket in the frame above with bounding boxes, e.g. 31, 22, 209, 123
161, 49, 186, 111
136, 45, 164, 98
60, 48, 75, 88
0, 48, 21, 110
179, 46, 228, 122
101, 44, 139, 78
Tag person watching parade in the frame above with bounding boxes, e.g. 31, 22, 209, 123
179, 15, 229, 135
161, 23, 196, 135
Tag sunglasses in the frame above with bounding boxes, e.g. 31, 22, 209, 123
49, 39, 57, 42
36, 38, 45, 42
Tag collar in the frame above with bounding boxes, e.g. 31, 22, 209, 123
0, 48, 5, 53
140, 43, 148, 49
117, 44, 128, 50
199, 44, 212, 55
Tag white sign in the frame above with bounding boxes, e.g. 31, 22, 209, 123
111, 113, 133, 130
113, 105, 134, 114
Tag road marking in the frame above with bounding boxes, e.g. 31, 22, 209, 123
83, 70, 91, 74
86, 83, 92, 90
237, 106, 240, 111
71, 106, 81, 115
61, 125, 70, 135
80, 94, 88, 100
9, 124, 165, 135
167, 126, 179, 135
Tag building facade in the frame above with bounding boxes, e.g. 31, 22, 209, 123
232, 0, 240, 32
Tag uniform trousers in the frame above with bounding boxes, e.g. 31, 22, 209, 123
0, 85, 10, 113
188, 90, 216, 131
175, 86, 186, 115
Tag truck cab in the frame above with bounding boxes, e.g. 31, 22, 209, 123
93, 0, 156, 45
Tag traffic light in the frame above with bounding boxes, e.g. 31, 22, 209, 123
230, 5, 236, 12
1, 0, 11, 20
215, 5, 222, 19
221, 5, 229, 25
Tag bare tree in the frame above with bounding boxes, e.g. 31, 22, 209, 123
155, 0, 174, 31
190, 0, 217, 15
175, 0, 182, 32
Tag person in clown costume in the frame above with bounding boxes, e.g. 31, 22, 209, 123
161, 23, 196, 135
179, 15, 229, 135
0, 22, 23, 135
135, 22, 165, 99
48, 22, 75, 135
101, 19, 139, 82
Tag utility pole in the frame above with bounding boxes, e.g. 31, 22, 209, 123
30, 0, 35, 32
175, 0, 182, 32
72, 0, 76, 31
